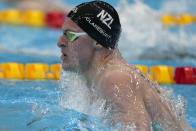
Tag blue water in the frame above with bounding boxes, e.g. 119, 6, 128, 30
0, 0, 196, 130
0, 79, 195, 130
0, 80, 195, 130
0, 80, 116, 131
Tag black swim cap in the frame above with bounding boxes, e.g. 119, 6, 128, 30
67, 0, 121, 49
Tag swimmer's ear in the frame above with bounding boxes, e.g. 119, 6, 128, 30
94, 42, 103, 49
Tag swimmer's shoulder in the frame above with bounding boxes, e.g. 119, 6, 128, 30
97, 63, 141, 93
97, 62, 139, 83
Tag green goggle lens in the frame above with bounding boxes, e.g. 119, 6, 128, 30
66, 32, 76, 42
63, 30, 87, 42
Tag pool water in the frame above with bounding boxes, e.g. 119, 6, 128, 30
0, 0, 196, 130
0, 80, 118, 131
0, 79, 195, 130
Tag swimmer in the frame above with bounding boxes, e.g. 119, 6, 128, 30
2, 0, 69, 12
57, 1, 191, 130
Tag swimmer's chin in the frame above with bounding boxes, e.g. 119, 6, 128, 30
62, 63, 77, 72
61, 62, 70, 69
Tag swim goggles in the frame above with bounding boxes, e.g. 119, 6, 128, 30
63, 30, 87, 42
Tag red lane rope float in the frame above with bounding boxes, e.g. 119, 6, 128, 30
174, 66, 196, 85
193, 67, 196, 83
46, 12, 65, 29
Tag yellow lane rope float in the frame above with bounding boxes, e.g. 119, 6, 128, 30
0, 63, 61, 80
161, 13, 196, 27
0, 63, 195, 85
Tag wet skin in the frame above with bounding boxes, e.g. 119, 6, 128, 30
57, 17, 190, 131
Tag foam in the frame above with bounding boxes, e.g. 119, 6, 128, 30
117, 0, 196, 61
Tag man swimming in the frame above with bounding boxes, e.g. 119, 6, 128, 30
57, 1, 191, 130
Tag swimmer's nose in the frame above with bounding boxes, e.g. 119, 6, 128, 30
57, 35, 68, 48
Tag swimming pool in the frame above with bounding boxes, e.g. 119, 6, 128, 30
0, 0, 196, 130
0, 73, 195, 130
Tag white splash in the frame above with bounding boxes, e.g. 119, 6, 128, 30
117, 0, 196, 61
58, 70, 110, 120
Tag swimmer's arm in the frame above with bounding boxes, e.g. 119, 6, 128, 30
99, 71, 152, 130
144, 88, 187, 131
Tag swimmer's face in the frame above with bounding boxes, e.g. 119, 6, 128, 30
57, 17, 95, 72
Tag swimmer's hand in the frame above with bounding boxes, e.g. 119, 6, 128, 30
98, 70, 151, 130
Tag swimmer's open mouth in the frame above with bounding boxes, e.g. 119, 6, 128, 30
63, 53, 67, 56
61, 51, 67, 57
61, 52, 67, 60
